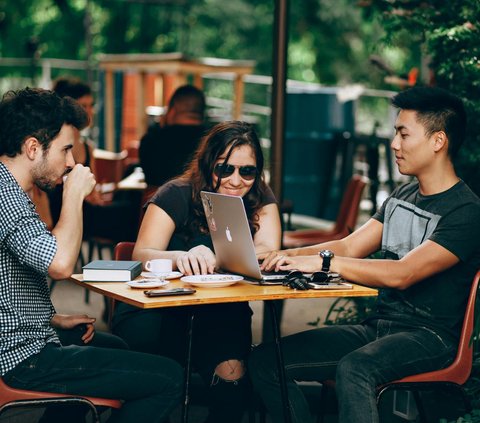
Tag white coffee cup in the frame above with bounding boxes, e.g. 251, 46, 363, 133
145, 259, 173, 275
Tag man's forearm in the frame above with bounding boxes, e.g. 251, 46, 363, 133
50, 196, 84, 279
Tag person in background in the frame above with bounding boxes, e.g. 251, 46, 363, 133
0, 87, 183, 423
251, 86, 480, 423
52, 76, 95, 139
51, 76, 138, 251
113, 121, 282, 423
49, 76, 102, 225
139, 84, 207, 188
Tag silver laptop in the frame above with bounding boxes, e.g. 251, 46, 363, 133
201, 191, 288, 284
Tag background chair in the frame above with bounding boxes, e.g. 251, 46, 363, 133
0, 376, 122, 423
109, 242, 137, 328
282, 175, 368, 248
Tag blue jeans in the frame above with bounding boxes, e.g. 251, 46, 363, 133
3, 343, 183, 423
249, 319, 457, 423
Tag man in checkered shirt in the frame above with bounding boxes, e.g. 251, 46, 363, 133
0, 88, 183, 422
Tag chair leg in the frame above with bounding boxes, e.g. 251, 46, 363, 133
182, 312, 195, 423
459, 387, 472, 414
84, 239, 96, 304
411, 390, 428, 423
0, 397, 100, 423
317, 383, 329, 423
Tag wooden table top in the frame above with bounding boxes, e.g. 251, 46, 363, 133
70, 274, 377, 309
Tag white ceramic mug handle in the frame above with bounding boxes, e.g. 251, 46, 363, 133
145, 261, 152, 271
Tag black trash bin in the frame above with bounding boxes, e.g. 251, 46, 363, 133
283, 87, 355, 220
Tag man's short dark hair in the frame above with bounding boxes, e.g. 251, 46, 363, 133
0, 87, 89, 157
169, 85, 206, 118
392, 86, 467, 158
52, 76, 92, 100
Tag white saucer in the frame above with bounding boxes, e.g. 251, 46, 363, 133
141, 271, 183, 280
127, 279, 170, 289
181, 274, 243, 288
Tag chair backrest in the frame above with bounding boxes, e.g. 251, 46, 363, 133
114, 242, 135, 261
92, 149, 128, 184
108, 242, 136, 328
0, 377, 121, 409
399, 270, 480, 385
333, 175, 368, 235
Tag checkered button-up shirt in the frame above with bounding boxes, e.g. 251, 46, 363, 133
0, 162, 60, 376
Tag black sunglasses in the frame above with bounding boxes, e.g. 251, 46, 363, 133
213, 163, 257, 181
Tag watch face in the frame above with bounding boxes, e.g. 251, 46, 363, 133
320, 250, 334, 259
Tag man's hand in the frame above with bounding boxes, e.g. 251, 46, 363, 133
266, 255, 322, 274
259, 249, 295, 271
176, 245, 216, 275
50, 314, 96, 344
63, 164, 96, 201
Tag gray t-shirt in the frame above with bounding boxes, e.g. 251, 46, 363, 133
371, 180, 480, 341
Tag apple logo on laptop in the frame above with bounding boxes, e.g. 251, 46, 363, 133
225, 226, 233, 242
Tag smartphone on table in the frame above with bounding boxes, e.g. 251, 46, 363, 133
144, 288, 196, 297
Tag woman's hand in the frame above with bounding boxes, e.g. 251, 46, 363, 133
176, 245, 216, 275
50, 314, 96, 344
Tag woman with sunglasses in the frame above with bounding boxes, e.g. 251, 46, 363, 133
112, 121, 282, 423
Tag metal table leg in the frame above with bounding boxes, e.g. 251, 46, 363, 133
182, 312, 195, 423
266, 301, 292, 423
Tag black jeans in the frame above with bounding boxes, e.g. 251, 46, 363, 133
249, 319, 457, 423
3, 342, 183, 423
113, 301, 253, 423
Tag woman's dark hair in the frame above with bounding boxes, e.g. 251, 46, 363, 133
181, 120, 269, 235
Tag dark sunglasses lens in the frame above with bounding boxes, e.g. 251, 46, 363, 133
214, 164, 235, 178
239, 166, 257, 180
310, 272, 329, 283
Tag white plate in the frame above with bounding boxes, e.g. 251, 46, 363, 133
127, 279, 170, 289
141, 271, 183, 280
180, 274, 243, 288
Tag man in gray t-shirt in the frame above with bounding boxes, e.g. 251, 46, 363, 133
253, 86, 480, 423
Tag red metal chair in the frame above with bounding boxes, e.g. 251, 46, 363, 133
315, 270, 480, 423
376, 270, 480, 421
107, 242, 137, 328
0, 374, 122, 422
282, 175, 368, 248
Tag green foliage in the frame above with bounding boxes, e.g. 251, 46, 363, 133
0, 0, 396, 89
364, 0, 480, 196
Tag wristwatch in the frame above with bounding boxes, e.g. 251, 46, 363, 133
319, 250, 334, 272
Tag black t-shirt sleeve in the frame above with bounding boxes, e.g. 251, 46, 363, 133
430, 202, 480, 262
149, 180, 191, 229
262, 184, 277, 206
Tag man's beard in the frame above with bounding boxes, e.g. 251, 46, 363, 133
34, 176, 57, 193
32, 152, 60, 193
